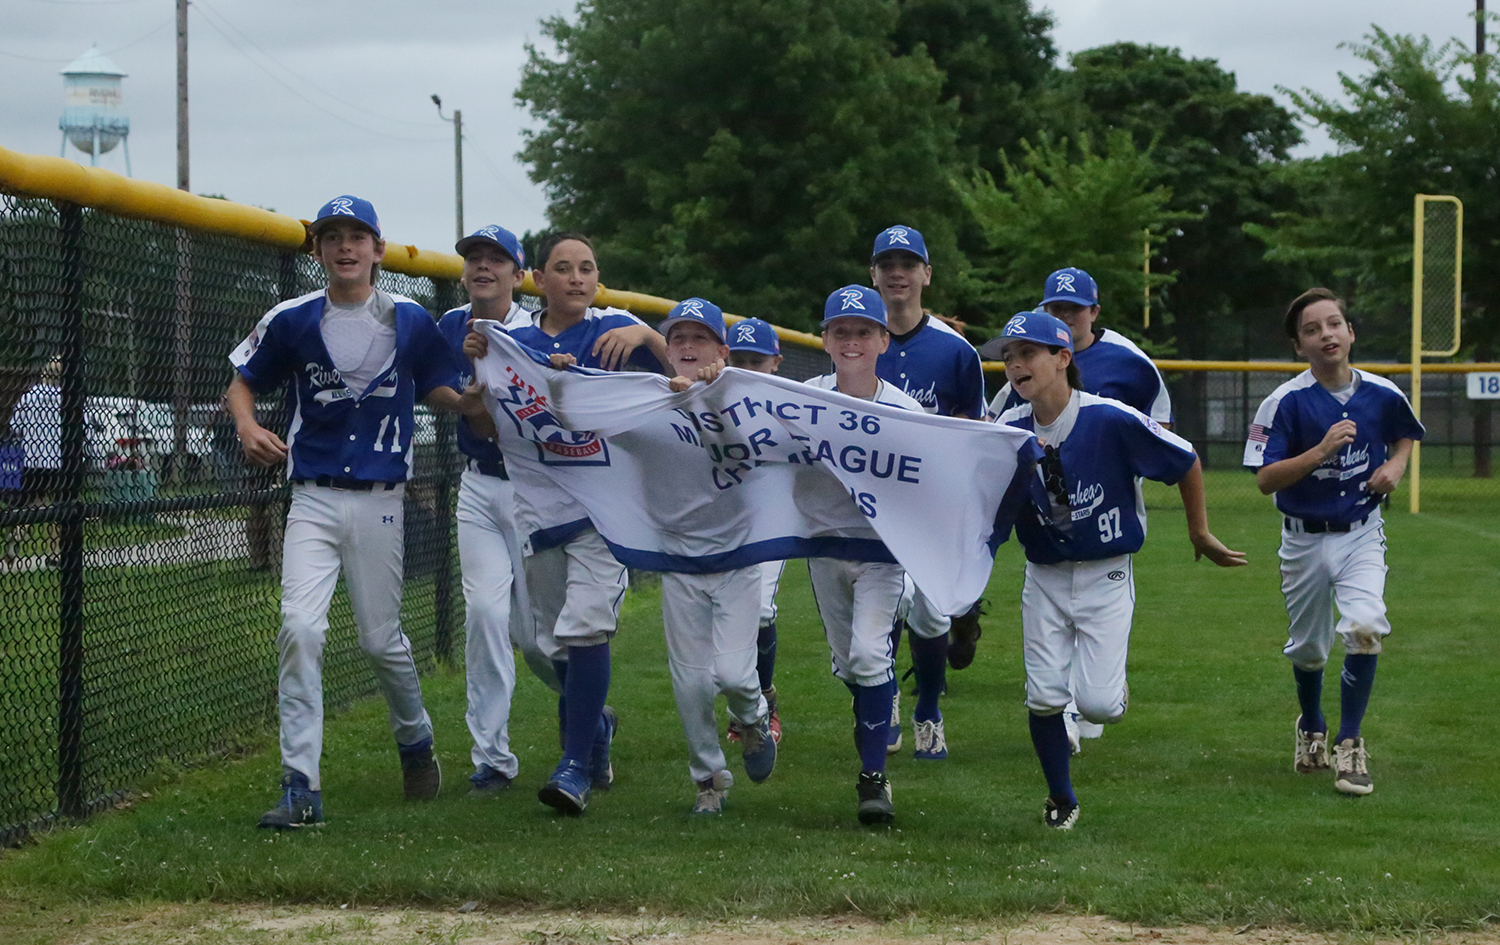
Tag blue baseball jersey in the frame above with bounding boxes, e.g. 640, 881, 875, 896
1000, 392, 1196, 565
991, 328, 1171, 423
229, 289, 458, 482
437, 300, 530, 465
1243, 370, 1424, 523
876, 315, 985, 417
508, 306, 663, 373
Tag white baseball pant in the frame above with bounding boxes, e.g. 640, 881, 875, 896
808, 558, 905, 687
757, 560, 785, 626
456, 466, 541, 778
1278, 512, 1390, 670
898, 576, 952, 640
660, 568, 769, 782
524, 528, 629, 651
277, 483, 431, 791
1022, 554, 1134, 723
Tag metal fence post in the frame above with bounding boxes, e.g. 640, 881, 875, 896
430, 278, 457, 663
56, 201, 87, 818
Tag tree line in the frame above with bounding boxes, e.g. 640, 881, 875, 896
515, 0, 1498, 367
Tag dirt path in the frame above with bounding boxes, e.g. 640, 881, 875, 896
5, 905, 1497, 945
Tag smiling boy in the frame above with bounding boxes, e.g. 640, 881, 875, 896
1243, 288, 1423, 796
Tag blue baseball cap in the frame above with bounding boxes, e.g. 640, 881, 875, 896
821, 284, 888, 329
455, 224, 525, 268
871, 224, 929, 263
1041, 267, 1098, 307
660, 297, 727, 344
310, 195, 381, 239
727, 318, 780, 355
979, 311, 1075, 360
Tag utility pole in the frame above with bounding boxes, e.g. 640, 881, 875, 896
176, 0, 189, 191
431, 95, 463, 240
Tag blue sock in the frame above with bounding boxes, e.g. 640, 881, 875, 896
855, 680, 896, 773
756, 621, 777, 691
1028, 712, 1076, 805
1293, 666, 1325, 733
561, 643, 610, 764
909, 631, 948, 723
552, 659, 570, 749
1336, 654, 1378, 743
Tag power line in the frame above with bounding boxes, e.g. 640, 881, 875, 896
194, 0, 443, 131
0, 16, 172, 63
467, 135, 547, 213
190, 2, 444, 144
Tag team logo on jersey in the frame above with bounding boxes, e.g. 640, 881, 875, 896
838, 289, 866, 311
1055, 273, 1077, 294
1003, 315, 1028, 336
1312, 444, 1370, 480
1069, 481, 1106, 521
329, 197, 356, 217
1145, 417, 1165, 437
884, 227, 912, 246
732, 323, 757, 344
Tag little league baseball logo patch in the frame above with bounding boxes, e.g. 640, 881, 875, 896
494, 371, 612, 468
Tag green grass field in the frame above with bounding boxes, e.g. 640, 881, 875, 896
0, 476, 1496, 935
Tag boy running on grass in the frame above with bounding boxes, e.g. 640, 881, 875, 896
1243, 288, 1422, 796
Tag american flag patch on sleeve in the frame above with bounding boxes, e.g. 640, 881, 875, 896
1248, 423, 1269, 443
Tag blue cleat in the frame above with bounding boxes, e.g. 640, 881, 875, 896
258, 769, 323, 829
538, 758, 591, 815
468, 764, 513, 796
590, 705, 618, 790
741, 716, 777, 783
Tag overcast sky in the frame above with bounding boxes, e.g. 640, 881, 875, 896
0, 1, 1481, 254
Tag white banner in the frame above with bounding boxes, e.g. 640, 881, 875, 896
473, 324, 1039, 615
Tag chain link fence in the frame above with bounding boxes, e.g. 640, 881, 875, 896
0, 195, 466, 846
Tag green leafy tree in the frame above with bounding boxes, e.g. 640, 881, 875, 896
1046, 43, 1304, 358
890, 0, 1056, 176
1251, 26, 1500, 474
955, 131, 1183, 353
517, 0, 965, 330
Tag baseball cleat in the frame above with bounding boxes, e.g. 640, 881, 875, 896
764, 685, 782, 744
692, 770, 733, 815
399, 740, 442, 801
1293, 716, 1330, 773
913, 718, 948, 760
468, 764, 514, 796
741, 715, 778, 783
538, 758, 591, 814
887, 690, 903, 754
258, 770, 323, 829
1333, 737, 1373, 795
1064, 712, 1082, 756
1043, 795, 1079, 830
947, 599, 985, 670
590, 705, 618, 790
856, 770, 895, 825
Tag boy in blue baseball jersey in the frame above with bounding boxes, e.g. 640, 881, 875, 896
805, 285, 924, 826
723, 318, 786, 747
656, 300, 778, 814
1243, 288, 1422, 796
868, 224, 987, 760
984, 267, 1174, 752
436, 224, 559, 795
228, 196, 484, 828
993, 311, 1244, 829
467, 232, 667, 815
985, 268, 1172, 425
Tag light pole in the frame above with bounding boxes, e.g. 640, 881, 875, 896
431, 94, 463, 240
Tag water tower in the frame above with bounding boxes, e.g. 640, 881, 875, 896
59, 45, 131, 175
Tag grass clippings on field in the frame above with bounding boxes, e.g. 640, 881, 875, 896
1, 904, 1498, 945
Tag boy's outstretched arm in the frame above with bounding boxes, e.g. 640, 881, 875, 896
1178, 457, 1248, 567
